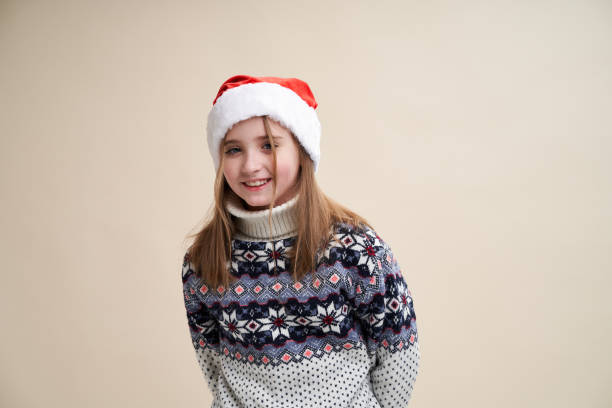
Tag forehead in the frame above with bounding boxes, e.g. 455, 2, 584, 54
224, 116, 292, 143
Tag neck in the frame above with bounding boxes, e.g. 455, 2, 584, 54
225, 193, 299, 241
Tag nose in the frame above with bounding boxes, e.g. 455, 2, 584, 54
241, 148, 265, 174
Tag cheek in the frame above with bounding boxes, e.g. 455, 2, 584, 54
276, 161, 300, 182
222, 166, 237, 184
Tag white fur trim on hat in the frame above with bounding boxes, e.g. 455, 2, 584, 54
206, 82, 321, 172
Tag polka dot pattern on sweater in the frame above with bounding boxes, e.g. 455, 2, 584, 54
202, 345, 382, 408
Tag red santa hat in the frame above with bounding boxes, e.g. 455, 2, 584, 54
206, 75, 321, 172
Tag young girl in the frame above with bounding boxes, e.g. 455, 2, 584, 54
181, 75, 420, 408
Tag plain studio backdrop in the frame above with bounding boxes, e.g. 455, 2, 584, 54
1, 1, 610, 407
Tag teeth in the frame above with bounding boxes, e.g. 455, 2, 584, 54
245, 179, 269, 187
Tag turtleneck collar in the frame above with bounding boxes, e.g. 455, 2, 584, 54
225, 192, 299, 241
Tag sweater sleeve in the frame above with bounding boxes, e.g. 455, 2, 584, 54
348, 229, 420, 407
181, 251, 222, 394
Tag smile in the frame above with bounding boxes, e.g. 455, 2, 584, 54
242, 178, 271, 190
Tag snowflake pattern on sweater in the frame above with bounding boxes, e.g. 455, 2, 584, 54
182, 223, 420, 407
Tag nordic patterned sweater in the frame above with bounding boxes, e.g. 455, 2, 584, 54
181, 194, 420, 407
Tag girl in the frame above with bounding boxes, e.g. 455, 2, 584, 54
181, 75, 420, 408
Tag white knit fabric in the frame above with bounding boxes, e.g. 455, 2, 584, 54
225, 193, 299, 241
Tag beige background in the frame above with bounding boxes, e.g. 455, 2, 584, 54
1, 0, 610, 407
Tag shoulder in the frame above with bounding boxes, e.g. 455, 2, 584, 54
330, 221, 391, 251
181, 251, 192, 276
317, 221, 395, 277
181, 250, 203, 286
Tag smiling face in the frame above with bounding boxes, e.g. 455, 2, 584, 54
221, 116, 301, 211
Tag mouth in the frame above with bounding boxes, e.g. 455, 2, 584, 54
242, 178, 272, 191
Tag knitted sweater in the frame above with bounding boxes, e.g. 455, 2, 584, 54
181, 194, 420, 407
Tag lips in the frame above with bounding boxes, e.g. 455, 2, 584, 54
242, 178, 271, 185
242, 178, 271, 190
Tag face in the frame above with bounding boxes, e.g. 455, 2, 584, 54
222, 116, 301, 211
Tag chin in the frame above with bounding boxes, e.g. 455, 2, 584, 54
242, 197, 272, 210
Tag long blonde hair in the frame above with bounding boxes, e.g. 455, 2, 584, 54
185, 115, 373, 289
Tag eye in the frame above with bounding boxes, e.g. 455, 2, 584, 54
225, 147, 240, 155
263, 143, 279, 150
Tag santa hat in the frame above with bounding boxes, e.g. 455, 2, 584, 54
206, 75, 321, 172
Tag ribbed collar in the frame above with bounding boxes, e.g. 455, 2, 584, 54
225, 193, 299, 241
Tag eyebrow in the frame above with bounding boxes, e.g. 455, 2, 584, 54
223, 135, 282, 146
